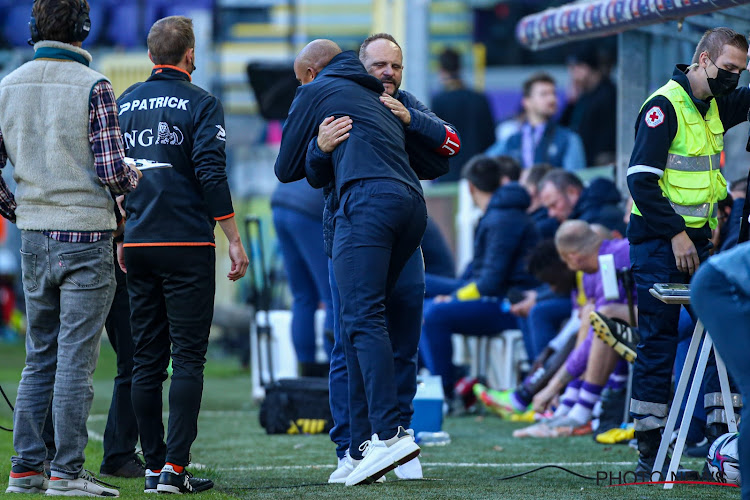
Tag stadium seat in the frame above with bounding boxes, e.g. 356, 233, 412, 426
106, 4, 142, 48
3, 3, 34, 48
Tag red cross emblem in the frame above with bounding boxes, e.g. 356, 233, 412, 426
645, 106, 664, 128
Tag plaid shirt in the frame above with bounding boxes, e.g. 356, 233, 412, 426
0, 80, 137, 242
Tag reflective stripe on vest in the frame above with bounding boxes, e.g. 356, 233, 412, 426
666, 153, 721, 172
669, 200, 718, 219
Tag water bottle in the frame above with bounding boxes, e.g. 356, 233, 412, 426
416, 431, 451, 446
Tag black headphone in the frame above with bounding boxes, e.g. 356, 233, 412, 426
29, 0, 91, 45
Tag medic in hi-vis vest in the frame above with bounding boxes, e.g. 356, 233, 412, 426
626, 27, 750, 477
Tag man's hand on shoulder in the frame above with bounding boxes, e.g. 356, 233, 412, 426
317, 116, 352, 153
379, 93, 411, 126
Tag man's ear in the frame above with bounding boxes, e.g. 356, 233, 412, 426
307, 67, 317, 82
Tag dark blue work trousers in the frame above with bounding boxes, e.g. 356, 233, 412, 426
629, 237, 729, 431
331, 179, 427, 455
272, 206, 334, 362
692, 255, 750, 500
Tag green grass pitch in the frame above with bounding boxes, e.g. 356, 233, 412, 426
0, 341, 740, 499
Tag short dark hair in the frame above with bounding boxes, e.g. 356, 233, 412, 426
359, 33, 401, 61
147, 16, 195, 66
538, 169, 584, 193
439, 48, 461, 74
692, 27, 749, 64
522, 73, 556, 98
495, 156, 521, 182
527, 240, 576, 294
33, 0, 88, 44
461, 155, 501, 193
524, 163, 555, 188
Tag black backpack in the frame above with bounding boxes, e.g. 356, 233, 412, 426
259, 377, 333, 434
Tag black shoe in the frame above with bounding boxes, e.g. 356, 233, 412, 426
156, 465, 214, 494
590, 312, 639, 363
635, 455, 699, 483
144, 470, 160, 494
594, 388, 626, 439
685, 438, 709, 458
101, 455, 146, 478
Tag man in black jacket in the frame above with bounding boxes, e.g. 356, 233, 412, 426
275, 39, 424, 486
117, 16, 248, 494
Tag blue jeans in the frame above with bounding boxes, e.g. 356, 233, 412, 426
420, 297, 518, 395
13, 232, 115, 478
692, 258, 750, 500
273, 206, 333, 362
526, 293, 572, 361
332, 179, 426, 452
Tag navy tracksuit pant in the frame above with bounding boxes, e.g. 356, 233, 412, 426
331, 179, 427, 458
630, 237, 736, 433
272, 206, 334, 362
100, 245, 139, 473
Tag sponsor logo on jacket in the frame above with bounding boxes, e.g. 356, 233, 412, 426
124, 121, 184, 149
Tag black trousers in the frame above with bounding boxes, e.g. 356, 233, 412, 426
126, 246, 215, 470
101, 246, 139, 472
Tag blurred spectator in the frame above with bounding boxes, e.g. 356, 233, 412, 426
719, 177, 746, 252
520, 163, 558, 240
486, 73, 585, 172
271, 181, 332, 374
431, 48, 495, 181
538, 169, 626, 236
420, 155, 538, 396
561, 47, 617, 167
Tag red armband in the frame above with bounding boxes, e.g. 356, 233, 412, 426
437, 125, 460, 157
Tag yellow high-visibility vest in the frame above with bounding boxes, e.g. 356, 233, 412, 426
632, 79, 727, 229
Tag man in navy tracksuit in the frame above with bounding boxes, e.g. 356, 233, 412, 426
275, 39, 443, 485
116, 16, 248, 494
301, 34, 460, 482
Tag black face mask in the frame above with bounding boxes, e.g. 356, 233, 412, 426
705, 58, 740, 97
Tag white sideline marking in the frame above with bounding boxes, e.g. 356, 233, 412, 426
215, 461, 634, 472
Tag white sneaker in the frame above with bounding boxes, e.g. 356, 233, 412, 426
328, 453, 355, 484
394, 429, 422, 479
45, 470, 119, 497
345, 427, 420, 486
328, 451, 386, 484
395, 457, 423, 479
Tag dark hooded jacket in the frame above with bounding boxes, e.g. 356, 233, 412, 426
571, 177, 626, 236
274, 51, 421, 198
467, 182, 539, 298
